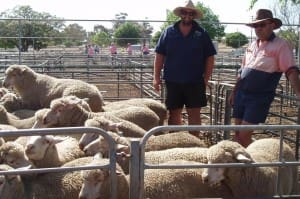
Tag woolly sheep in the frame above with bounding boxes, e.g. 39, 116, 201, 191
2, 64, 104, 111
25, 135, 85, 168
78, 116, 146, 149
119, 147, 209, 175
0, 92, 24, 112
78, 156, 129, 199
0, 124, 18, 141
0, 141, 32, 169
0, 105, 49, 129
0, 164, 25, 199
82, 131, 208, 157
12, 109, 36, 119
201, 138, 298, 197
36, 95, 159, 130
82, 131, 130, 157
0, 87, 9, 98
103, 98, 167, 125
143, 160, 233, 199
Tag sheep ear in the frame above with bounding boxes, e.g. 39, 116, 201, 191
93, 152, 103, 159
236, 153, 253, 163
107, 122, 122, 132
49, 136, 67, 144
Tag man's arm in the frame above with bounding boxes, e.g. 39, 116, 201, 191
153, 53, 165, 92
286, 68, 300, 97
204, 55, 215, 85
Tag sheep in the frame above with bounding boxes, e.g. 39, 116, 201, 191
82, 131, 130, 157
120, 147, 209, 175
0, 87, 9, 98
36, 95, 159, 131
2, 64, 104, 112
0, 104, 49, 129
82, 131, 208, 157
143, 160, 233, 199
12, 109, 36, 119
103, 98, 167, 125
78, 116, 146, 150
0, 92, 24, 112
24, 135, 85, 168
0, 164, 25, 199
0, 141, 32, 169
201, 138, 298, 197
78, 156, 129, 199
0, 124, 18, 141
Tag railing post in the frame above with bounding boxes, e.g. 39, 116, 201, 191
129, 139, 140, 199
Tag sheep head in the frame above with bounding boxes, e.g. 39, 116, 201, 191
3, 65, 35, 92
0, 142, 32, 169
25, 135, 66, 160
202, 140, 253, 185
79, 157, 123, 199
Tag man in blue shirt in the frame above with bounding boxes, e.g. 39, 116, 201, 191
153, 0, 216, 136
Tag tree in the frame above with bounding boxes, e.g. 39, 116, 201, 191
152, 2, 225, 43
113, 22, 141, 47
249, 0, 299, 9
91, 31, 111, 47
225, 32, 249, 48
0, 5, 65, 51
62, 23, 86, 47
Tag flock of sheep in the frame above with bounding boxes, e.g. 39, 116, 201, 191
0, 64, 298, 199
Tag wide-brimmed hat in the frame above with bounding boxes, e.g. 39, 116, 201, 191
246, 9, 282, 29
173, 0, 203, 19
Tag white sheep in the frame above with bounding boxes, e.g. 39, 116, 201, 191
82, 131, 208, 158
0, 141, 32, 169
143, 160, 233, 199
0, 164, 25, 199
78, 116, 146, 150
0, 92, 24, 112
0, 87, 9, 98
0, 124, 18, 141
103, 98, 167, 125
0, 105, 49, 130
2, 64, 104, 112
36, 95, 159, 131
78, 156, 129, 199
201, 138, 298, 197
119, 147, 209, 175
25, 135, 85, 168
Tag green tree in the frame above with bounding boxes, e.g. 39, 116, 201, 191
62, 23, 86, 47
225, 32, 249, 48
91, 31, 111, 47
152, 2, 225, 44
0, 5, 64, 51
113, 22, 141, 47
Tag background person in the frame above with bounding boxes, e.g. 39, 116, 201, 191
229, 9, 300, 147
153, 0, 216, 136
127, 43, 133, 55
142, 44, 149, 55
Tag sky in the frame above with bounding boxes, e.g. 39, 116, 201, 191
1, 0, 276, 36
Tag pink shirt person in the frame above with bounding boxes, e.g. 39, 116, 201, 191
109, 43, 117, 55
127, 43, 133, 55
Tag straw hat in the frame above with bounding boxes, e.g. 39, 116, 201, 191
173, 0, 203, 19
246, 9, 282, 29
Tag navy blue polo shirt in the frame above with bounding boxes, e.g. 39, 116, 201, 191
155, 20, 216, 83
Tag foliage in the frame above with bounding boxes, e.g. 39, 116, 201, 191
0, 5, 65, 51
151, 1, 225, 44
249, 0, 300, 9
62, 23, 86, 47
91, 31, 111, 47
113, 22, 142, 47
277, 28, 298, 55
225, 32, 249, 48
